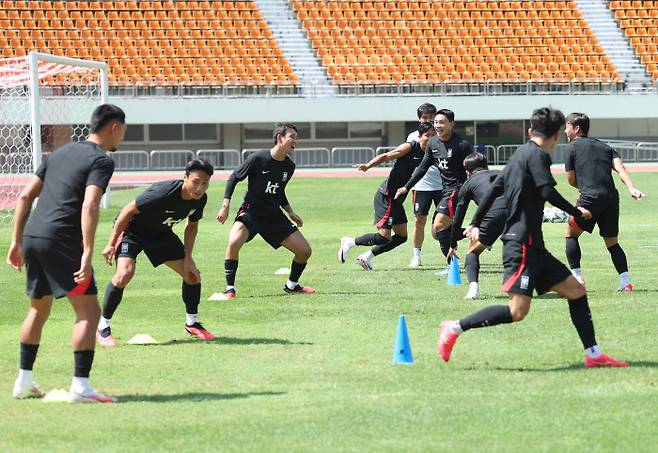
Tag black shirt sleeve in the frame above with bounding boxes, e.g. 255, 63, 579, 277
86, 156, 115, 193
470, 173, 504, 227
404, 147, 433, 190
564, 145, 575, 172
224, 153, 258, 200
460, 140, 473, 160
528, 150, 557, 189
450, 182, 472, 247
189, 194, 207, 222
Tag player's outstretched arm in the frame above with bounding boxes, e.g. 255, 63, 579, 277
354, 143, 411, 172
103, 201, 139, 265
77, 185, 104, 284
613, 157, 645, 200
6, 176, 43, 271
398, 147, 433, 197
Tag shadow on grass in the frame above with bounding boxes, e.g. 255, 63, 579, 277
158, 336, 313, 346
118, 390, 286, 403
478, 360, 658, 372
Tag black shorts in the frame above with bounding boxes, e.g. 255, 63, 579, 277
478, 208, 506, 247
23, 236, 98, 299
115, 230, 185, 267
412, 190, 442, 216
502, 239, 571, 296
374, 190, 407, 229
570, 194, 620, 237
436, 188, 459, 218
235, 204, 297, 249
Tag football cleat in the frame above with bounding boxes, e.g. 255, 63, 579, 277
338, 237, 355, 263
284, 284, 316, 294
185, 322, 217, 341
434, 265, 450, 276
585, 353, 630, 368
223, 288, 237, 299
96, 327, 116, 348
408, 256, 422, 267
437, 320, 460, 362
12, 380, 46, 399
355, 254, 374, 271
69, 388, 117, 403
463, 285, 480, 300
618, 283, 633, 293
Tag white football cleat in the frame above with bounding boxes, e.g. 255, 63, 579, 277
12, 379, 46, 399
69, 387, 117, 404
338, 237, 355, 263
464, 283, 480, 300
434, 265, 450, 276
355, 254, 374, 271
408, 256, 422, 267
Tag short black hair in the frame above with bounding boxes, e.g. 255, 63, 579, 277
436, 108, 455, 122
185, 159, 214, 177
273, 122, 298, 145
566, 112, 590, 136
90, 104, 125, 133
529, 107, 565, 139
463, 152, 488, 173
417, 102, 437, 119
417, 122, 434, 136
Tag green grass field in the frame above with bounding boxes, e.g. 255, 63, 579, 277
1, 172, 657, 452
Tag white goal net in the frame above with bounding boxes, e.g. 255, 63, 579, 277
0, 52, 108, 224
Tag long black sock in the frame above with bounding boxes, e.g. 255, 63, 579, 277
73, 350, 94, 378
607, 243, 628, 274
102, 282, 124, 320
224, 259, 238, 286
565, 236, 581, 269
437, 228, 451, 258
568, 295, 597, 349
182, 282, 201, 315
19, 342, 39, 370
458, 305, 513, 331
465, 252, 480, 283
372, 235, 407, 256
355, 233, 389, 246
289, 259, 307, 283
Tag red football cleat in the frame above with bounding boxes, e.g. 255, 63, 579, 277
185, 322, 217, 341
437, 320, 460, 362
618, 283, 633, 293
96, 327, 117, 348
284, 284, 316, 294
585, 353, 630, 368
223, 288, 237, 299
69, 389, 117, 403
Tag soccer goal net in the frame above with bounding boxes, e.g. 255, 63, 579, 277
0, 51, 109, 225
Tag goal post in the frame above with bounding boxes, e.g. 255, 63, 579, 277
0, 51, 110, 224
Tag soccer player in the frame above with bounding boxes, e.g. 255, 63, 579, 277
406, 103, 443, 268
217, 123, 314, 298
563, 112, 645, 291
437, 107, 629, 368
446, 152, 506, 300
338, 122, 436, 270
396, 109, 472, 274
7, 104, 125, 402
96, 159, 216, 347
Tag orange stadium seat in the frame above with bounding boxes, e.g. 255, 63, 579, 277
609, 0, 658, 81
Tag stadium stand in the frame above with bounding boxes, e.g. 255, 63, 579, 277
291, 0, 622, 86
610, 0, 658, 81
0, 0, 298, 88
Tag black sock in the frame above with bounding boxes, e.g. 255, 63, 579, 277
372, 235, 407, 256
355, 233, 389, 246
565, 236, 581, 269
289, 259, 307, 283
102, 282, 124, 320
73, 350, 95, 378
458, 305, 513, 331
225, 259, 238, 287
465, 252, 480, 283
19, 342, 39, 370
437, 229, 451, 258
182, 282, 201, 315
607, 243, 628, 274
568, 295, 597, 349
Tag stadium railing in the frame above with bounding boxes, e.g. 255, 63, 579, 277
150, 149, 195, 170
288, 147, 331, 168
110, 150, 150, 170
375, 146, 397, 167
195, 149, 240, 169
331, 147, 376, 167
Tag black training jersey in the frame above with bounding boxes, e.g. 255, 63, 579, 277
405, 133, 471, 191
379, 141, 425, 195
224, 150, 295, 215
564, 137, 620, 200
127, 180, 206, 237
500, 141, 557, 248
24, 140, 115, 242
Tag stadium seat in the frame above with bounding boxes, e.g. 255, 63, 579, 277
609, 0, 658, 81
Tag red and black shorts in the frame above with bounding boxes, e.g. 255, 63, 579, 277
235, 204, 297, 249
115, 230, 185, 267
374, 190, 407, 229
570, 194, 620, 238
436, 188, 459, 218
412, 190, 443, 216
23, 236, 97, 299
501, 239, 571, 296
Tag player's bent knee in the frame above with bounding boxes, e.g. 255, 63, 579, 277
509, 307, 528, 322
114, 269, 134, 288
